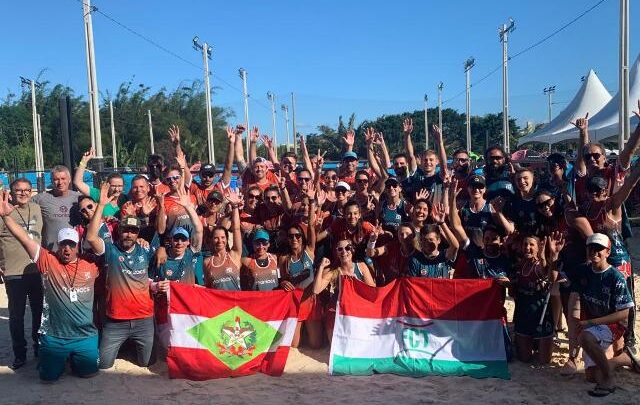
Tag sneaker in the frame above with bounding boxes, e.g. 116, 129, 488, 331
10, 358, 26, 370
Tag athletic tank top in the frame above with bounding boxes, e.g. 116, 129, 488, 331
204, 252, 241, 291
285, 250, 315, 289
515, 260, 547, 295
380, 199, 409, 230
242, 254, 280, 291
328, 263, 366, 306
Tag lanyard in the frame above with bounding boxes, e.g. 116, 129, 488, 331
14, 204, 31, 234
63, 260, 80, 289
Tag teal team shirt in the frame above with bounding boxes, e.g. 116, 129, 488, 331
571, 264, 634, 319
149, 247, 204, 285
407, 251, 454, 279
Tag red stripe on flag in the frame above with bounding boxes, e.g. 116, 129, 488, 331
169, 283, 300, 320
167, 346, 290, 380
339, 277, 504, 321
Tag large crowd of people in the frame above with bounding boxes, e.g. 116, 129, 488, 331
1, 112, 640, 397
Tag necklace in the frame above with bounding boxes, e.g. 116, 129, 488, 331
520, 260, 538, 278
209, 251, 227, 267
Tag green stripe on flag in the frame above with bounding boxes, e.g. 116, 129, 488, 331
331, 355, 510, 380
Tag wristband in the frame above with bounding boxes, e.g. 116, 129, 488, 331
78, 161, 87, 168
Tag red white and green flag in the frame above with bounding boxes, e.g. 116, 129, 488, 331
161, 283, 299, 380
329, 277, 510, 379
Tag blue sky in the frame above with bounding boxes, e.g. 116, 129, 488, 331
1, 0, 637, 137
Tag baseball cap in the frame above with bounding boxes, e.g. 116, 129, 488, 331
385, 176, 400, 187
586, 233, 610, 248
57, 228, 79, 244
200, 163, 216, 175
253, 228, 270, 242
207, 190, 224, 203
468, 174, 486, 188
335, 181, 351, 191
171, 227, 190, 240
121, 216, 141, 229
342, 151, 358, 161
586, 176, 608, 193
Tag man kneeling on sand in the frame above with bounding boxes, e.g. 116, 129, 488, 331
0, 191, 100, 382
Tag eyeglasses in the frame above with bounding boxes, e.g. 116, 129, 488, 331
356, 178, 369, 184
13, 188, 31, 194
326, 175, 338, 181
254, 239, 269, 246
166, 175, 181, 182
336, 245, 352, 253
80, 204, 94, 214
287, 233, 302, 239
536, 199, 553, 208
489, 155, 504, 161
266, 195, 279, 202
585, 152, 602, 161
297, 177, 311, 182
247, 194, 262, 200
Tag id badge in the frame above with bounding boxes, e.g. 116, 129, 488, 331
69, 289, 78, 302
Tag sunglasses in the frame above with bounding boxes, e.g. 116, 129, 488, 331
287, 233, 302, 239
336, 245, 352, 253
247, 194, 262, 200
201, 172, 215, 178
356, 178, 369, 184
470, 185, 485, 190
59, 241, 77, 248
254, 239, 269, 246
585, 152, 602, 161
386, 182, 400, 188
489, 155, 504, 161
455, 158, 470, 163
335, 188, 348, 194
207, 198, 223, 205
166, 175, 181, 182
536, 199, 553, 208
326, 175, 338, 181
80, 204, 94, 214
297, 177, 311, 182
172, 236, 189, 242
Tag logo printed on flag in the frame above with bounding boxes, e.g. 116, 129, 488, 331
187, 307, 281, 370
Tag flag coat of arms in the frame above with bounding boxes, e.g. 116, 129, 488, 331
329, 277, 510, 379
161, 283, 299, 380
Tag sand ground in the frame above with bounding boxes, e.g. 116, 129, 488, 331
1, 232, 639, 404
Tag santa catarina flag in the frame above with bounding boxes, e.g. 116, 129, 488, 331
329, 277, 510, 379
162, 283, 299, 380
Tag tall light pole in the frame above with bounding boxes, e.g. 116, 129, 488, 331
619, 0, 630, 149
291, 92, 298, 156
82, 0, 103, 163
499, 18, 515, 153
239, 68, 250, 161
464, 57, 475, 152
437, 82, 444, 133
109, 100, 117, 168
147, 110, 155, 155
543, 86, 556, 123
281, 104, 290, 152
423, 94, 429, 150
193, 36, 215, 165
20, 77, 43, 179
267, 92, 278, 159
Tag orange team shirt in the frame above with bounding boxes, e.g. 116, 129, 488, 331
329, 218, 374, 242
149, 181, 171, 197
242, 170, 279, 192
163, 193, 198, 234
189, 181, 227, 207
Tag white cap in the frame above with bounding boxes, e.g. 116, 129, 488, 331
57, 228, 79, 244
335, 181, 351, 191
586, 233, 610, 248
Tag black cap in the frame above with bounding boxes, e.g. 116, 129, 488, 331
385, 176, 399, 186
200, 163, 215, 174
468, 174, 486, 187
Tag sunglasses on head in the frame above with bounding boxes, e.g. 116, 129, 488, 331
80, 204, 94, 214
585, 152, 602, 161
287, 232, 302, 239
336, 245, 352, 253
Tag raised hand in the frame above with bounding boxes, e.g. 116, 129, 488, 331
168, 124, 181, 144
175, 148, 188, 170
249, 126, 260, 143
99, 182, 115, 206
80, 148, 95, 165
260, 135, 274, 152
316, 188, 327, 207
175, 185, 192, 208
141, 196, 157, 216
342, 129, 355, 147
547, 231, 565, 260
429, 124, 442, 142
373, 131, 384, 145
431, 202, 447, 223
226, 189, 244, 208
364, 127, 376, 145
226, 126, 237, 144
570, 112, 589, 132
0, 191, 15, 217
415, 188, 430, 201
318, 257, 331, 270
234, 124, 246, 135
402, 117, 413, 135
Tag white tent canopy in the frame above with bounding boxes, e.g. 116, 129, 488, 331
544, 54, 640, 145
518, 69, 611, 146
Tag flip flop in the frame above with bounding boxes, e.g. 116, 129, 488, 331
624, 346, 640, 373
588, 386, 616, 397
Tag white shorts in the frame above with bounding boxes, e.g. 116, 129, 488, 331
582, 325, 614, 368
